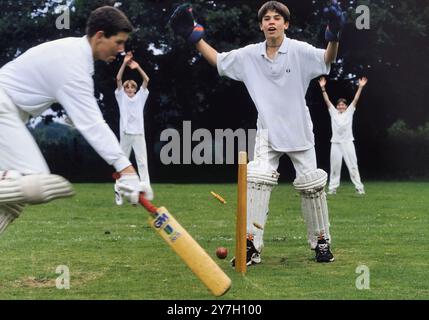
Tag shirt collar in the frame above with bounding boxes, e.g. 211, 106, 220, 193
82, 36, 95, 76
260, 34, 289, 57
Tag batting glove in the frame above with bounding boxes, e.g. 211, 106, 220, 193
169, 3, 205, 44
323, 0, 347, 42
115, 173, 143, 205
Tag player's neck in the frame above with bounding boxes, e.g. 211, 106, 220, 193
265, 35, 284, 57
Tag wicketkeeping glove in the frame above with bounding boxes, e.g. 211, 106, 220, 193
169, 3, 205, 44
323, 0, 347, 42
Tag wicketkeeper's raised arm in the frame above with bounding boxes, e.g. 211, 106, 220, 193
169, 3, 218, 64
323, 0, 346, 64
195, 39, 218, 67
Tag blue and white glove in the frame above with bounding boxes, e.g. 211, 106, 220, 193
169, 3, 205, 44
323, 0, 347, 42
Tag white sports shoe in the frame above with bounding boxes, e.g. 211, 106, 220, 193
114, 183, 123, 206
327, 189, 337, 195
356, 188, 365, 195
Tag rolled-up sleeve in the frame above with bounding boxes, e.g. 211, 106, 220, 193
56, 78, 131, 172
217, 49, 244, 82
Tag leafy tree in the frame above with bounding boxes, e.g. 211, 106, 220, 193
1, 0, 428, 179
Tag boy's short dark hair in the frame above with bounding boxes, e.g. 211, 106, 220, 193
258, 1, 291, 23
86, 6, 134, 38
337, 98, 348, 105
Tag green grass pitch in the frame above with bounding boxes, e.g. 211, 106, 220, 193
0, 182, 428, 299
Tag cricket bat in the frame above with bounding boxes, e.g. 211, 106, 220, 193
139, 194, 232, 297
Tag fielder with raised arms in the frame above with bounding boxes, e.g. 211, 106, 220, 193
169, 0, 347, 263
0, 6, 148, 236
114, 52, 154, 205
319, 76, 368, 195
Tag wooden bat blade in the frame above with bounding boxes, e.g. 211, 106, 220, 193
148, 206, 231, 297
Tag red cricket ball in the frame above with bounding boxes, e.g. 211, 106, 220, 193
216, 247, 228, 259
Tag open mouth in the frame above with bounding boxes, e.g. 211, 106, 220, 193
268, 27, 276, 32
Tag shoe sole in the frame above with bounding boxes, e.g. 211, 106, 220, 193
114, 193, 123, 206
231, 259, 262, 267
316, 257, 335, 263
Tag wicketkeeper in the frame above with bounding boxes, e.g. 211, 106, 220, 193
169, 0, 347, 263
0, 7, 149, 236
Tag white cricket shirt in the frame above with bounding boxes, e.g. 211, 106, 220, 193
328, 102, 356, 143
0, 36, 131, 172
115, 86, 149, 135
217, 35, 331, 152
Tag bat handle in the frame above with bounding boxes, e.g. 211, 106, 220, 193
113, 172, 158, 216
139, 193, 158, 215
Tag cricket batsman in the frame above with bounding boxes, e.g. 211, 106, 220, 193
0, 6, 148, 236
169, 0, 347, 263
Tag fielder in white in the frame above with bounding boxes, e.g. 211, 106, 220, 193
0, 7, 148, 237
318, 76, 368, 195
114, 52, 153, 204
169, 0, 347, 263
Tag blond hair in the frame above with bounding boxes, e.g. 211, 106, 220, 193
123, 80, 137, 89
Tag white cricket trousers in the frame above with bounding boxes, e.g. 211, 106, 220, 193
120, 132, 151, 186
0, 88, 50, 174
247, 131, 327, 250
328, 141, 364, 191
249, 131, 317, 177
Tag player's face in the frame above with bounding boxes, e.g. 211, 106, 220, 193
259, 10, 289, 41
124, 84, 137, 97
93, 31, 128, 63
336, 102, 348, 113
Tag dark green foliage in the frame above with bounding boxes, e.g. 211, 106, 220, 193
1, 1, 428, 180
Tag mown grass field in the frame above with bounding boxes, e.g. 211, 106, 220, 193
0, 182, 428, 300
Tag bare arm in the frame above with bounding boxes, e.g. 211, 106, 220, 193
116, 52, 133, 89
324, 42, 339, 64
351, 77, 368, 107
318, 77, 332, 108
129, 61, 150, 89
195, 39, 218, 67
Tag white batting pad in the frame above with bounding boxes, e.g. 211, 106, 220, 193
0, 171, 74, 204
293, 169, 331, 249
0, 203, 24, 234
247, 169, 279, 252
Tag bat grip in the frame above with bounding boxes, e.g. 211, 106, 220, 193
139, 193, 158, 216
113, 172, 158, 216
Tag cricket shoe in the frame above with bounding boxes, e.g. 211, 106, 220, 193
230, 238, 261, 267
327, 188, 336, 195
114, 183, 123, 206
315, 237, 335, 263
356, 188, 365, 195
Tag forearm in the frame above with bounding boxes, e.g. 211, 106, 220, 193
137, 66, 150, 88
116, 63, 127, 87
195, 39, 218, 67
352, 87, 363, 106
324, 42, 339, 64
321, 89, 331, 107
